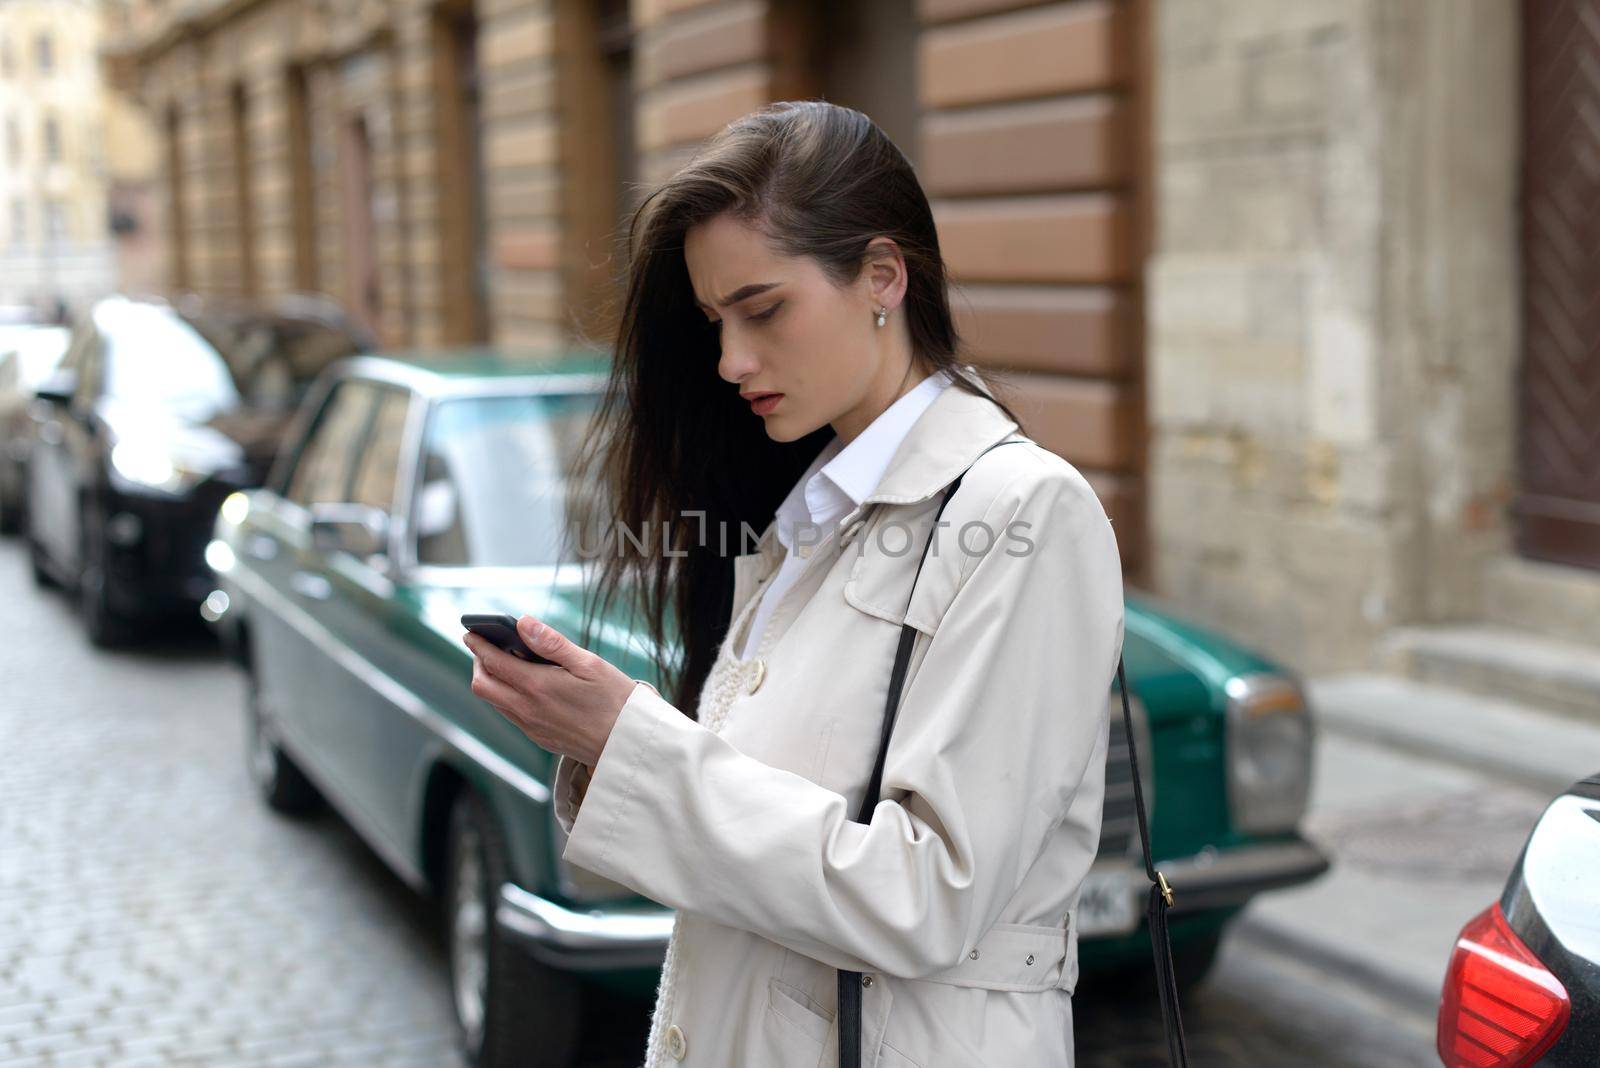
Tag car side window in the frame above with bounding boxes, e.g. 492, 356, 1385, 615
285, 381, 376, 508
348, 388, 412, 515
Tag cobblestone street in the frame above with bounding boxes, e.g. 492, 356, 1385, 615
0, 538, 1436, 1067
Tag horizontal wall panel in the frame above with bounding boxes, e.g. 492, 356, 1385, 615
480, 13, 556, 71
634, 0, 728, 30
920, 0, 1127, 108
955, 284, 1133, 376
495, 229, 561, 270
642, 1, 765, 87
484, 121, 559, 170
922, 95, 1128, 195
918, 0, 1061, 24
988, 371, 1139, 471
639, 64, 768, 151
936, 194, 1132, 283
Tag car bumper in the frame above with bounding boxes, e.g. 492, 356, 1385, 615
102, 481, 239, 615
496, 882, 674, 971
1153, 837, 1330, 913
493, 839, 1328, 971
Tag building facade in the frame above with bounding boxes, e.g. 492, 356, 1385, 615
0, 0, 123, 312
105, 0, 1600, 680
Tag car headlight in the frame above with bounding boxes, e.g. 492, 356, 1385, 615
110, 439, 206, 494
1225, 673, 1314, 834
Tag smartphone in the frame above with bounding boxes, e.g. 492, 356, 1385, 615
461, 613, 557, 666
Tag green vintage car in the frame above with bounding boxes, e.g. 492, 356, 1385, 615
203, 352, 1328, 1067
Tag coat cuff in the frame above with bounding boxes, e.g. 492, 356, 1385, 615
551, 754, 593, 835
553, 681, 659, 834
561, 679, 673, 876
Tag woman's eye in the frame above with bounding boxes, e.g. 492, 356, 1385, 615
749, 302, 782, 323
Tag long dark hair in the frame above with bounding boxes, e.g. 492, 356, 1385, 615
567, 99, 1024, 717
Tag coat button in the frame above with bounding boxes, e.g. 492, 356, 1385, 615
748, 659, 766, 694
969, 948, 980, 960
666, 1024, 687, 1060
861, 974, 874, 987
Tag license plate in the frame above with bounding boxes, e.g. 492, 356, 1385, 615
1077, 868, 1142, 936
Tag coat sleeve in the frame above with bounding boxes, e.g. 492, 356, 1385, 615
559, 456, 1125, 978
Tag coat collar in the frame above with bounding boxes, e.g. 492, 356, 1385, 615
745, 368, 1021, 570
859, 367, 1020, 508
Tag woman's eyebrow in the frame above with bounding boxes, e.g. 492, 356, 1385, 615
694, 282, 782, 310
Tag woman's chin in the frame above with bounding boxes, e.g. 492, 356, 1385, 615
758, 412, 806, 442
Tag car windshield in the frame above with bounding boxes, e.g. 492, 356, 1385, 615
98, 301, 241, 421
414, 391, 600, 568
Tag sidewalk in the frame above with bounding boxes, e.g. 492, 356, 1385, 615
1232, 672, 1600, 1017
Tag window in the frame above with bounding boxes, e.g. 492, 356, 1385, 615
43, 200, 65, 244
413, 392, 598, 567
7, 117, 22, 166
9, 199, 23, 248
348, 389, 412, 514
36, 32, 52, 75
286, 382, 377, 507
43, 114, 59, 163
1, 37, 13, 77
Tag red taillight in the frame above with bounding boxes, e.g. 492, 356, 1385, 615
1437, 901, 1571, 1067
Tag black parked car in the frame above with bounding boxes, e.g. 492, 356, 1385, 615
1436, 772, 1597, 1067
23, 295, 362, 646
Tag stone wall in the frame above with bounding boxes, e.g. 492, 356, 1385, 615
1147, 0, 1520, 671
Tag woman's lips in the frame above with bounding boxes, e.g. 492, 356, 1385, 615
749, 393, 784, 416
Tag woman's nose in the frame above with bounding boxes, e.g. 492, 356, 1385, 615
717, 344, 759, 385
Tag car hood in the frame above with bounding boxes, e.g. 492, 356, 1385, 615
101, 398, 290, 485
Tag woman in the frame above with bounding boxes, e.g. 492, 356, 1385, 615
462, 100, 1125, 1067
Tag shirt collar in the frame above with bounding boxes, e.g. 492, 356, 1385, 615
755, 364, 1021, 560
774, 368, 953, 549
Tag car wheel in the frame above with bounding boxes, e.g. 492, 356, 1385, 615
27, 529, 57, 588
243, 662, 322, 815
78, 500, 131, 648
445, 789, 581, 1068
0, 482, 19, 535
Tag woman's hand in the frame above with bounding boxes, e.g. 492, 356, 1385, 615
462, 615, 640, 767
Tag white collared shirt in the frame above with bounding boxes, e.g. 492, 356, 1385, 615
738, 367, 956, 660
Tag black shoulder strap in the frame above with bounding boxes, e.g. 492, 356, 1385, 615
837, 436, 1190, 1068
852, 437, 1025, 822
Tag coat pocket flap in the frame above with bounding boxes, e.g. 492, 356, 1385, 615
842, 498, 965, 637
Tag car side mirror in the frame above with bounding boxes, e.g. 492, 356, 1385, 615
309, 502, 390, 561
33, 368, 76, 407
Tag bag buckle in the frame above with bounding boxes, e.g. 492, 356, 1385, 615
1157, 871, 1174, 908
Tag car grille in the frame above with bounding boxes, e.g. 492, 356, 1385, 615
1098, 693, 1152, 859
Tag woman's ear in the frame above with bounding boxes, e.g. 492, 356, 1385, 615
862, 236, 909, 313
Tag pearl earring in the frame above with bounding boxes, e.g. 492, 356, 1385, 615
875, 306, 888, 328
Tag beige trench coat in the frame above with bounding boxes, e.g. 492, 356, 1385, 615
554, 378, 1125, 1067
